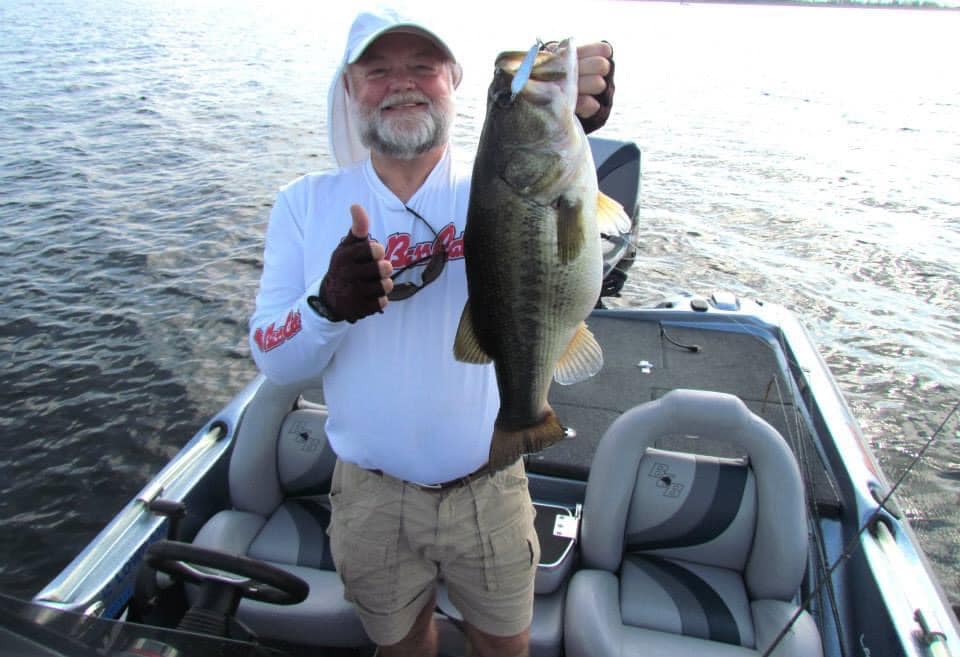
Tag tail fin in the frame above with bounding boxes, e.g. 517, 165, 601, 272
488, 407, 569, 471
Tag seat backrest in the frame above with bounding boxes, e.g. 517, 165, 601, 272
276, 407, 337, 496
580, 389, 807, 602
626, 448, 757, 574
227, 376, 333, 516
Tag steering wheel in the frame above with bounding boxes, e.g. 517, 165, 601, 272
145, 539, 308, 606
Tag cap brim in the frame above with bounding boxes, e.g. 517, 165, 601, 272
347, 24, 456, 64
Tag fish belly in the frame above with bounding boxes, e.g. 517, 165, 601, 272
464, 189, 601, 429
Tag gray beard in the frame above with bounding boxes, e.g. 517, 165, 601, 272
352, 92, 454, 159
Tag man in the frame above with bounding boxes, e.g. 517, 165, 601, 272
249, 8, 614, 657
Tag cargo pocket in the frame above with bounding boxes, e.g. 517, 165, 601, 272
327, 465, 402, 614
484, 512, 540, 593
332, 530, 399, 613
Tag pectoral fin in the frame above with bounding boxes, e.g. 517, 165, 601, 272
453, 300, 493, 364
596, 192, 632, 236
556, 196, 586, 264
554, 322, 603, 385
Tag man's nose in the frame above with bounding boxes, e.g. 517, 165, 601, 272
386, 72, 416, 91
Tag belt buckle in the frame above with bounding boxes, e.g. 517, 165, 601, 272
410, 464, 489, 491
413, 476, 466, 491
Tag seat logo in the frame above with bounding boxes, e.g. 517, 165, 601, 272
649, 462, 685, 498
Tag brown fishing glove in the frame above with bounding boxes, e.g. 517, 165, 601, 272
308, 231, 385, 324
579, 44, 616, 135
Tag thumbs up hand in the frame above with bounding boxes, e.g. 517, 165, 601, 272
310, 205, 394, 323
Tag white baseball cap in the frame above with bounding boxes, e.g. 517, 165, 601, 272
327, 8, 463, 168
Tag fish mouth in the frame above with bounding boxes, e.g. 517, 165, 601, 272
494, 40, 574, 106
496, 41, 570, 80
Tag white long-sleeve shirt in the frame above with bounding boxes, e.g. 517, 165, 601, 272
249, 149, 499, 484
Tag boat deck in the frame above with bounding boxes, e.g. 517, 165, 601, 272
537, 311, 843, 517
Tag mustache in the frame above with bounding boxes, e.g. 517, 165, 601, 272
379, 92, 432, 110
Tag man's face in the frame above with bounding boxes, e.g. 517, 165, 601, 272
346, 32, 456, 159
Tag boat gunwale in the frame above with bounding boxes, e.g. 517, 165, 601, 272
32, 379, 262, 611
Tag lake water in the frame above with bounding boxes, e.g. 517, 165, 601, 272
1, 0, 957, 608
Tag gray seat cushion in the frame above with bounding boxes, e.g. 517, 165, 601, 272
234, 562, 367, 648
621, 556, 753, 648
566, 569, 822, 657
247, 498, 335, 571
193, 505, 368, 648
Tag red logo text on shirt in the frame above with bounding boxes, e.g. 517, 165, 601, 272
385, 223, 463, 268
254, 309, 302, 352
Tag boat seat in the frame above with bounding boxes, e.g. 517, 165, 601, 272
564, 389, 823, 657
191, 403, 370, 648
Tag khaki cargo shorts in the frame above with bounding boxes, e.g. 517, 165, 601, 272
327, 458, 540, 646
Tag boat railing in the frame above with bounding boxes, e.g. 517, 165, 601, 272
34, 421, 231, 611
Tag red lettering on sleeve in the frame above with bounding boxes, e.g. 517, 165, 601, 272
283, 309, 302, 338
254, 310, 302, 352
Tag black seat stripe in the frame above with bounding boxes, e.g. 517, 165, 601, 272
626, 555, 742, 646
286, 498, 335, 571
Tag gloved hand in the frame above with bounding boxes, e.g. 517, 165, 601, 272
575, 41, 615, 134
309, 205, 393, 323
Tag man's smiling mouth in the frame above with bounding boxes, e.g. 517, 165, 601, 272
380, 93, 431, 112
385, 102, 426, 111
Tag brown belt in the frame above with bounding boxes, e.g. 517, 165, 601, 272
368, 463, 493, 492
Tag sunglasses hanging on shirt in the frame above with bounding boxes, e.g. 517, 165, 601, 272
387, 206, 449, 301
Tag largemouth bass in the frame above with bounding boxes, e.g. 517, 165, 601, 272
454, 39, 630, 470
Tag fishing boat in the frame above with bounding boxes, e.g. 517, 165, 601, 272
9, 137, 958, 657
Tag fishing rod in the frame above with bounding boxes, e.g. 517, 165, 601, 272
761, 397, 960, 657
